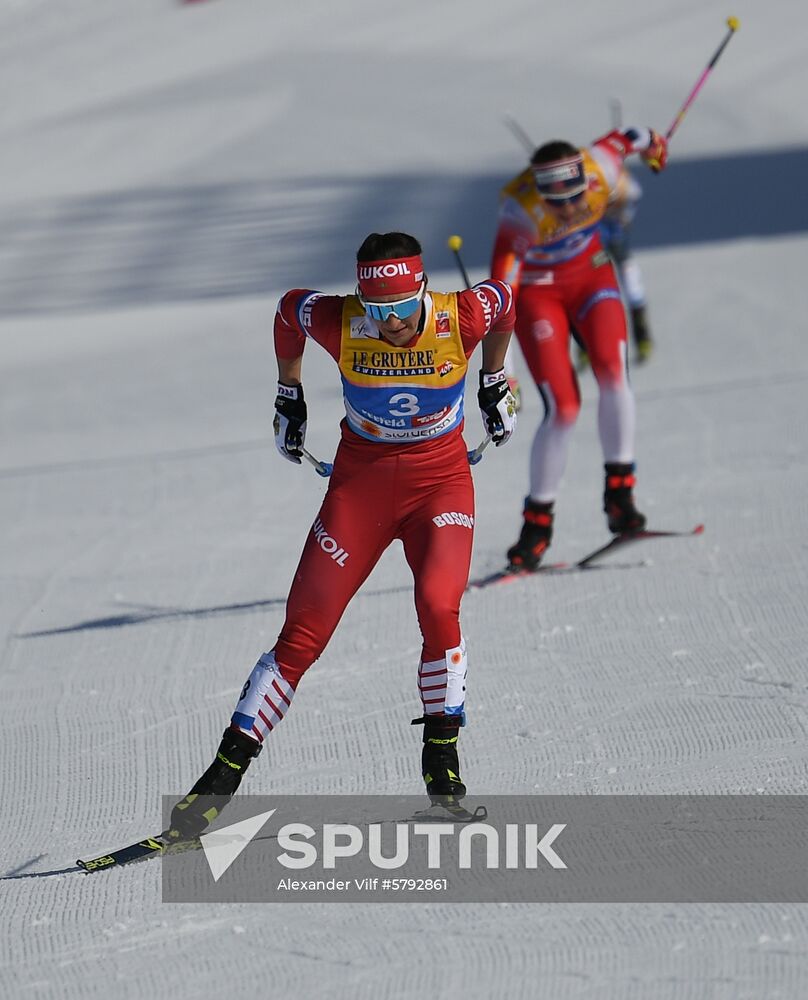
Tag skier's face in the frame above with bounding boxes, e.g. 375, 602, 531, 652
376, 312, 422, 345
543, 191, 586, 223
362, 286, 425, 345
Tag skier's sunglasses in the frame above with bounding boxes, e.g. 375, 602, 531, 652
535, 181, 587, 205
359, 283, 425, 321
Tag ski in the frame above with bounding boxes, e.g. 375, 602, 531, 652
467, 561, 569, 590
77, 806, 487, 872
77, 833, 200, 873
575, 523, 704, 568
77, 836, 166, 872
468, 524, 704, 588
410, 802, 488, 823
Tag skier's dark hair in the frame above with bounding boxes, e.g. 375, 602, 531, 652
357, 232, 422, 262
530, 140, 580, 165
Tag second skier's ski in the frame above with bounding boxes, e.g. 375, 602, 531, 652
468, 524, 704, 589
575, 523, 704, 568
467, 561, 568, 589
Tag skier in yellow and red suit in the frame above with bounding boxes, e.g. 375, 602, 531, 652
491, 127, 668, 571
164, 232, 517, 840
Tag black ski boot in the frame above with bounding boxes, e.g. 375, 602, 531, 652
631, 306, 653, 363
507, 498, 554, 570
603, 462, 646, 534
164, 727, 262, 842
413, 714, 466, 803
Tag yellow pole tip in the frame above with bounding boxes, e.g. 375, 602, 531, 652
447, 235, 463, 252
726, 16, 740, 30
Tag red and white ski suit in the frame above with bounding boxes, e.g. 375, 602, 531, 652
230, 282, 514, 743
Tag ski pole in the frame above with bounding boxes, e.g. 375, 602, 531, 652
447, 234, 472, 290
502, 113, 535, 156
666, 17, 740, 141
306, 433, 487, 472
447, 235, 506, 467
467, 434, 492, 466
301, 447, 333, 477
446, 236, 508, 466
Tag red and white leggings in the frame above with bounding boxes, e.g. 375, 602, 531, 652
230, 428, 474, 743
515, 252, 636, 502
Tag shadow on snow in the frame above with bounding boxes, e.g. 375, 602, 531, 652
0, 147, 805, 317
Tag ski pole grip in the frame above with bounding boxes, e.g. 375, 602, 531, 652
467, 434, 492, 465
302, 448, 333, 477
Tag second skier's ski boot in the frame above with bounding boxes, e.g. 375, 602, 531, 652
507, 498, 554, 570
604, 463, 646, 534
163, 727, 262, 842
414, 714, 466, 803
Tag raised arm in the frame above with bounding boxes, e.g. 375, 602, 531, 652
591, 126, 669, 182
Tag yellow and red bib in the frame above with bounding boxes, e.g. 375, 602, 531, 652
339, 293, 469, 443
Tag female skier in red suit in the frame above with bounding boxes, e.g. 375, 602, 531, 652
491, 127, 668, 569
165, 231, 517, 839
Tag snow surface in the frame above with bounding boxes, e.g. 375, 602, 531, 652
1, 1, 807, 998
